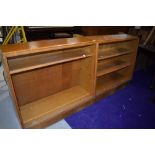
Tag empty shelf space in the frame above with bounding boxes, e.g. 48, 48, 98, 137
96, 72, 130, 96
97, 60, 131, 77
98, 48, 131, 60
9, 50, 92, 74
20, 86, 91, 128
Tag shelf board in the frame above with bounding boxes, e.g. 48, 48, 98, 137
97, 60, 131, 77
9, 51, 92, 75
20, 86, 91, 128
96, 73, 130, 96
98, 48, 131, 60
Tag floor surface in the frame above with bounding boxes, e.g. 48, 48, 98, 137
65, 68, 155, 129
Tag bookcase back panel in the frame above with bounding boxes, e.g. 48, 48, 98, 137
11, 60, 82, 106
79, 57, 93, 91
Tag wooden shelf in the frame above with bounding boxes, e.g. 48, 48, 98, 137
98, 48, 131, 60
20, 86, 91, 128
96, 72, 130, 96
97, 60, 131, 77
9, 50, 92, 74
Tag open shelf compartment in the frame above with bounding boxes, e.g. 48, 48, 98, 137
98, 40, 136, 60
96, 66, 133, 96
10, 46, 95, 128
8, 46, 92, 74
98, 48, 131, 60
20, 86, 92, 128
97, 54, 132, 77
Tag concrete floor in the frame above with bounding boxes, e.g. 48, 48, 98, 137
0, 66, 71, 129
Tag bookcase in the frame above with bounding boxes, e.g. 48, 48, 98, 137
94, 36, 138, 98
0, 34, 138, 128
1, 38, 97, 128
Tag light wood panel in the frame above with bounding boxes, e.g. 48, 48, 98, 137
12, 65, 62, 106
62, 60, 81, 90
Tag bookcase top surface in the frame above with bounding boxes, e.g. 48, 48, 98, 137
0, 37, 94, 57
0, 34, 138, 57
85, 34, 138, 44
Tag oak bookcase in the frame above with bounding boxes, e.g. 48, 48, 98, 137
89, 35, 139, 99
0, 34, 138, 128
